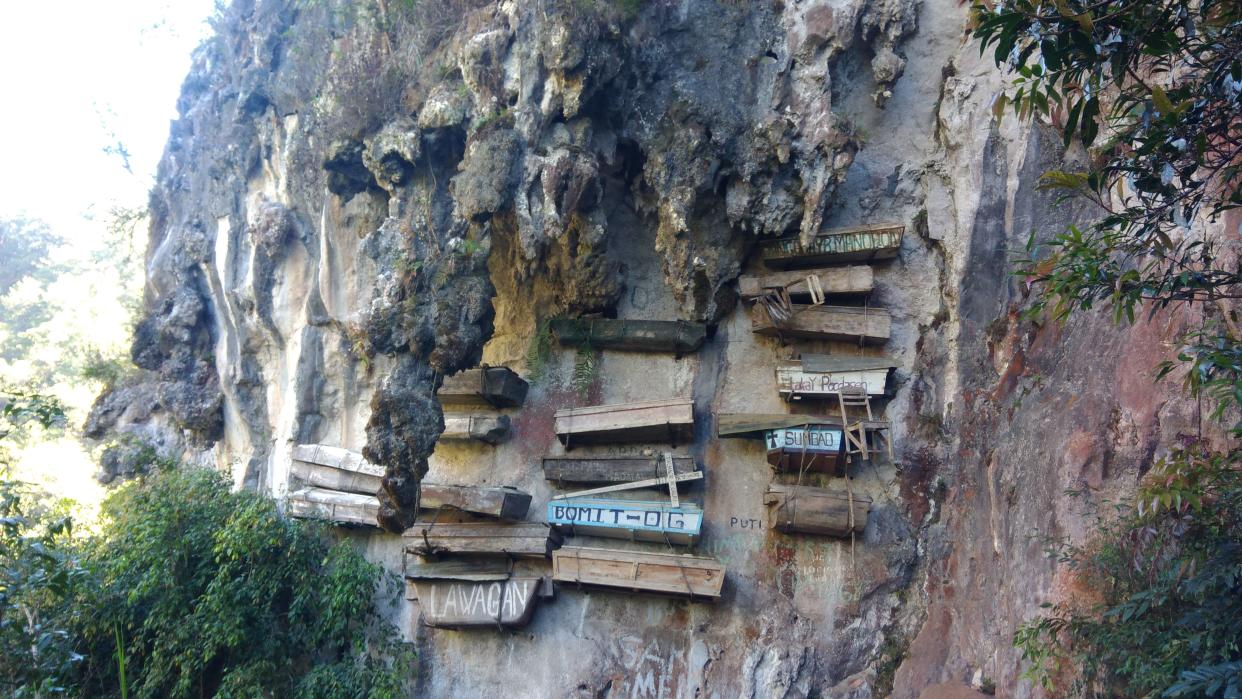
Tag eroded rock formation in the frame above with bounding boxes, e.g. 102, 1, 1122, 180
88, 0, 1207, 696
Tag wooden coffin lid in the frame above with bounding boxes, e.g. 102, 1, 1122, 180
738, 265, 874, 299
552, 546, 724, 599
554, 397, 694, 421
542, 455, 698, 484
291, 444, 385, 477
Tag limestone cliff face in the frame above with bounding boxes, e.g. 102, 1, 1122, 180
89, 0, 1203, 696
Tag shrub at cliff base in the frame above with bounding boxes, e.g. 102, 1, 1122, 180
1015, 449, 1242, 696
70, 465, 414, 698
0, 390, 413, 698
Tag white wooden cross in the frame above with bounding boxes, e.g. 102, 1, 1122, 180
549, 452, 702, 506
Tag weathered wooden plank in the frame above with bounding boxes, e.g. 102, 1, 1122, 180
442, 413, 510, 444
542, 456, 698, 484
287, 488, 379, 527
411, 578, 542, 628
404, 522, 562, 558
438, 366, 529, 408
549, 318, 707, 354
764, 483, 872, 537
776, 360, 893, 399
761, 223, 904, 268
750, 304, 891, 344
716, 413, 840, 437
421, 484, 531, 520
554, 398, 695, 446
799, 354, 900, 373
547, 499, 703, 545
549, 471, 703, 500
552, 546, 725, 600
738, 265, 874, 300
290, 460, 382, 495
765, 426, 844, 472
404, 556, 514, 581
291, 444, 385, 476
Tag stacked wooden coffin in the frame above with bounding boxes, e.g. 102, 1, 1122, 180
537, 327, 726, 599
743, 223, 902, 345
728, 221, 909, 539
286, 444, 384, 527
402, 499, 559, 629
286, 444, 537, 529
436, 365, 529, 444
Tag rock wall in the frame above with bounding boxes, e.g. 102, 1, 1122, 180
89, 0, 1205, 696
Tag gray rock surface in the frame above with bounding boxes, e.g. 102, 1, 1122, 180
87, 0, 1208, 696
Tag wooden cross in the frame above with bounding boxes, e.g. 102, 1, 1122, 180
549, 452, 702, 506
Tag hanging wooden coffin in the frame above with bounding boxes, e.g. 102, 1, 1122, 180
547, 499, 703, 545
751, 305, 891, 344
290, 444, 384, 494
765, 425, 844, 472
552, 546, 725, 600
411, 577, 544, 629
764, 483, 872, 537
404, 556, 514, 582
554, 398, 694, 446
738, 265, 874, 300
775, 355, 897, 399
760, 223, 904, 268
421, 484, 532, 520
542, 455, 697, 484
404, 522, 562, 558
441, 413, 510, 444
438, 366, 529, 408
287, 487, 379, 527
549, 318, 707, 355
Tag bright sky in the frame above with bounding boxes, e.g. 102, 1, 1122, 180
0, 1, 216, 512
0, 0, 215, 235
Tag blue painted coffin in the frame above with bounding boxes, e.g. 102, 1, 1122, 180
764, 425, 844, 472
547, 498, 703, 545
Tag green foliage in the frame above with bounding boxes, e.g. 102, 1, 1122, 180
0, 218, 63, 297
70, 467, 414, 698
0, 390, 82, 698
572, 343, 599, 399
972, 0, 1242, 322
525, 317, 555, 383
1014, 448, 1242, 697
971, 2, 1242, 694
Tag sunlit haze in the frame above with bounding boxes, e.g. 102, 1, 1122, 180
0, 0, 216, 511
